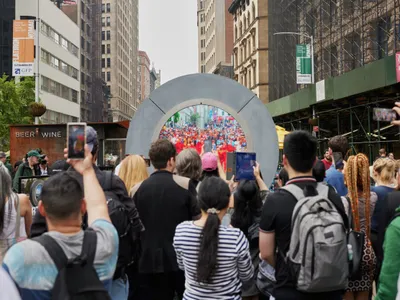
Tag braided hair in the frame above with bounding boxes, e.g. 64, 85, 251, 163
344, 153, 371, 239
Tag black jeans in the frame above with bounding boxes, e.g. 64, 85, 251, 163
136, 271, 185, 300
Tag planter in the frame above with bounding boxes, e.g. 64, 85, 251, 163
29, 102, 47, 117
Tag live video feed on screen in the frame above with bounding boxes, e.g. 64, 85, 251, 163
158, 105, 248, 170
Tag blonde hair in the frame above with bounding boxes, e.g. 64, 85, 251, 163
344, 154, 371, 238
118, 155, 149, 192
373, 158, 396, 185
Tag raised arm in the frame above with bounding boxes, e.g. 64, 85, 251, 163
66, 145, 110, 225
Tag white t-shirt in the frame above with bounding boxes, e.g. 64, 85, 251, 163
0, 267, 21, 300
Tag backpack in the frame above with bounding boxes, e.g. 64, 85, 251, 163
282, 183, 349, 293
102, 171, 140, 278
34, 228, 110, 300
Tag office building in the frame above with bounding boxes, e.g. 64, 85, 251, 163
139, 50, 150, 102
16, 0, 80, 123
198, 0, 234, 76
229, 0, 268, 103
102, 0, 139, 122
0, 0, 15, 78
62, 0, 106, 122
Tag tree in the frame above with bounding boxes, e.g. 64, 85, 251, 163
190, 113, 200, 125
173, 112, 180, 124
0, 76, 36, 150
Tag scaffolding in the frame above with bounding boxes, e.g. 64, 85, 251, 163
269, 0, 400, 102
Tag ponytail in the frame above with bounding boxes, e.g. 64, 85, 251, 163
197, 212, 220, 282
196, 177, 230, 283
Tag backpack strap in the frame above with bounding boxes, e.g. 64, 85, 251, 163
34, 235, 68, 271
102, 171, 113, 192
281, 184, 305, 201
80, 228, 97, 265
315, 183, 330, 199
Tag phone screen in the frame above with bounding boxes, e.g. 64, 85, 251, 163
67, 123, 86, 159
373, 108, 397, 122
204, 140, 212, 153
235, 152, 256, 181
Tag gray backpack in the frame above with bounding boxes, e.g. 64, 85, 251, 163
282, 183, 349, 293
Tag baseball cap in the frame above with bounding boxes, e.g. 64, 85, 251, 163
27, 150, 41, 158
86, 126, 98, 153
202, 152, 218, 171
0, 152, 5, 158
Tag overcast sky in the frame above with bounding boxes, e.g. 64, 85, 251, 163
139, 0, 198, 85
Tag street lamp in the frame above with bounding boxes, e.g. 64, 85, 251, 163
273, 32, 314, 84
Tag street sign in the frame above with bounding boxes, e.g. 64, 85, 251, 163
12, 20, 35, 77
296, 44, 312, 84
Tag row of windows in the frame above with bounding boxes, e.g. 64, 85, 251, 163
101, 3, 111, 13
41, 49, 79, 80
41, 76, 79, 103
102, 57, 111, 68
235, 33, 257, 67
102, 44, 111, 55
40, 22, 78, 57
239, 64, 257, 89
234, 3, 257, 41
42, 110, 78, 124
102, 31, 111, 41
102, 16, 111, 27
81, 36, 91, 53
101, 71, 111, 82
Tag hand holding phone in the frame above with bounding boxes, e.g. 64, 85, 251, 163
67, 123, 87, 159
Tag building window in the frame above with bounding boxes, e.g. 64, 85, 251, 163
106, 3, 111, 12
107, 31, 111, 40
107, 44, 111, 54
107, 58, 111, 67
102, 72, 105, 80
107, 72, 111, 82
102, 31, 105, 40
106, 17, 111, 26
252, 3, 256, 20
235, 26, 237, 41
102, 3, 105, 13
41, 76, 78, 103
102, 17, 105, 26
102, 45, 105, 54
248, 12, 251, 27
102, 58, 105, 68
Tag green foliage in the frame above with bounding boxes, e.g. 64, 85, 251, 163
173, 112, 180, 123
190, 113, 200, 125
0, 75, 36, 150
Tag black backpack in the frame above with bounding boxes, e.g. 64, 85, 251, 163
34, 228, 111, 300
102, 171, 140, 277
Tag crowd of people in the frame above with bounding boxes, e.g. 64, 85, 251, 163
2, 105, 400, 300
159, 119, 247, 170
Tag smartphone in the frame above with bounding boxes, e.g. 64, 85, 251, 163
67, 123, 87, 159
235, 152, 256, 181
373, 108, 397, 122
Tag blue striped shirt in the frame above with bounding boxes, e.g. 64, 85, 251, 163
173, 221, 253, 300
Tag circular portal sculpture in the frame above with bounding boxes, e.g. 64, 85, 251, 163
126, 73, 279, 186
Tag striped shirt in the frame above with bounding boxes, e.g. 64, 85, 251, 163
173, 221, 253, 300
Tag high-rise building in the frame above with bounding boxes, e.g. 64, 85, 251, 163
229, 0, 268, 103
198, 0, 234, 77
138, 50, 150, 102
0, 0, 15, 78
62, 0, 106, 122
150, 67, 157, 93
16, 0, 81, 123
197, 0, 206, 73
155, 69, 161, 89
102, 0, 139, 122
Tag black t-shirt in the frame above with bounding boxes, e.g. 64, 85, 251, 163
132, 170, 200, 274
259, 177, 348, 295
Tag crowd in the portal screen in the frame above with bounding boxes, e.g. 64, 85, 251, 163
3, 107, 400, 300
159, 118, 247, 169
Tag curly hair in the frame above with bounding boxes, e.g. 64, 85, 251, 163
344, 153, 371, 239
